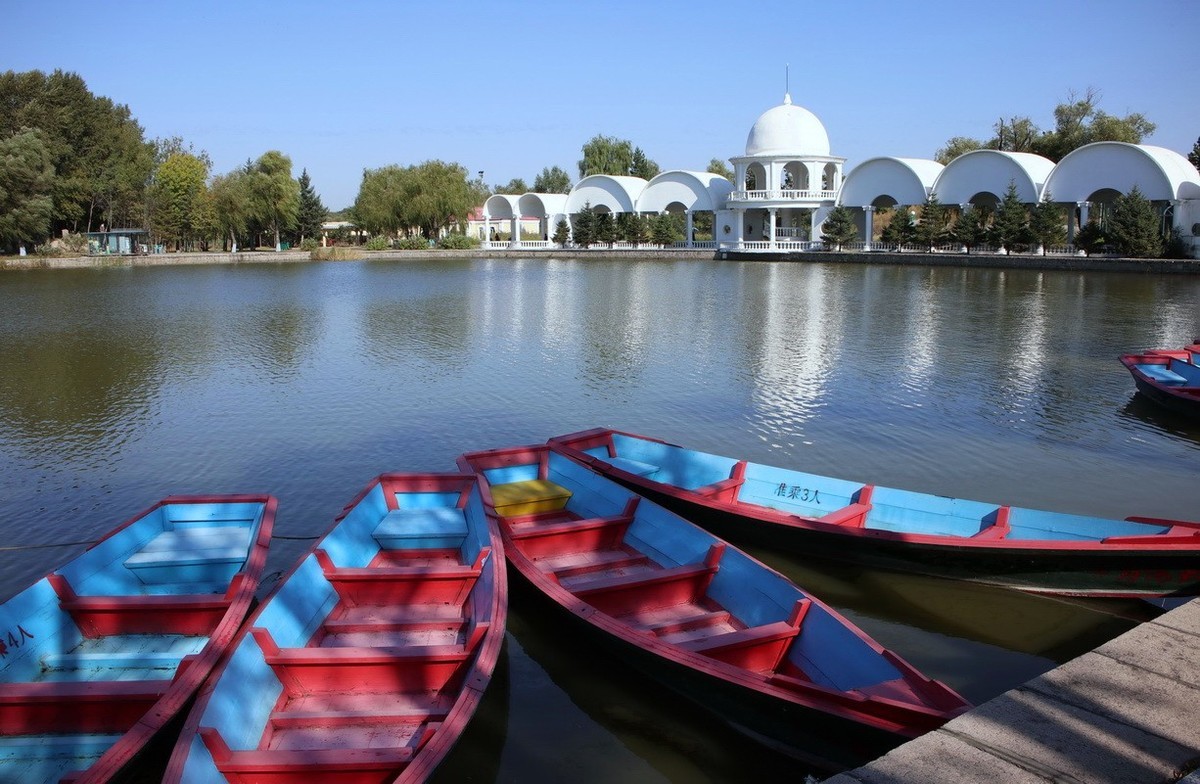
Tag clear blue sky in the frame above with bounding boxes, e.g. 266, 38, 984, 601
5, 0, 1197, 209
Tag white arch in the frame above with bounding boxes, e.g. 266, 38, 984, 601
1043, 142, 1200, 203
838, 157, 943, 207
565, 175, 647, 214
483, 194, 520, 219
518, 192, 569, 219
637, 170, 734, 213
933, 150, 1054, 205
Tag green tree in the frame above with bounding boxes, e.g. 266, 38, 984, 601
880, 206, 915, 246
594, 212, 615, 246
1074, 221, 1106, 256
935, 137, 983, 165
1188, 137, 1200, 171
819, 206, 857, 249
571, 203, 597, 247
629, 147, 659, 180
149, 152, 210, 250
992, 116, 1040, 153
914, 193, 949, 250
354, 165, 408, 237
552, 217, 570, 246
650, 213, 679, 246
953, 205, 989, 251
578, 135, 635, 178
616, 213, 649, 244
992, 181, 1030, 252
0, 128, 55, 252
0, 69, 154, 233
1028, 195, 1066, 253
495, 178, 527, 195
1107, 186, 1162, 258
398, 160, 480, 239
1034, 88, 1155, 161
533, 166, 572, 194
210, 170, 252, 251
706, 158, 734, 182
248, 150, 300, 250
295, 169, 327, 245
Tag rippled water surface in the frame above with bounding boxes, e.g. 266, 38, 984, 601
1, 258, 1197, 780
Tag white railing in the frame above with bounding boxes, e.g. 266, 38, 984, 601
775, 227, 809, 238
728, 189, 837, 202
673, 240, 717, 249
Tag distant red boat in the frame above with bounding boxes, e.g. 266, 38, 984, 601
1121, 342, 1200, 419
458, 443, 968, 770
551, 428, 1200, 598
164, 473, 505, 784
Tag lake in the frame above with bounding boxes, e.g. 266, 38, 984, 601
1, 257, 1197, 780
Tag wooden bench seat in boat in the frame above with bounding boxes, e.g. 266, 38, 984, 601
48, 573, 243, 636
1139, 364, 1190, 385
676, 599, 810, 672
372, 508, 468, 550
508, 506, 637, 558
315, 548, 488, 606
199, 726, 426, 781
606, 456, 660, 477
489, 479, 572, 517
123, 525, 252, 584
564, 544, 725, 615
0, 679, 171, 735
250, 624, 489, 694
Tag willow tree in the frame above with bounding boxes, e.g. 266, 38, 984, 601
0, 128, 55, 252
354, 160, 478, 240
248, 150, 299, 250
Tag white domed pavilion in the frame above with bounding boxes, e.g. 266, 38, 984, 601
716, 93, 845, 249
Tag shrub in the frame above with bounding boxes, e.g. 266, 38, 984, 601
310, 246, 360, 261
395, 236, 429, 250
437, 233, 479, 249
300, 237, 319, 251
365, 235, 391, 251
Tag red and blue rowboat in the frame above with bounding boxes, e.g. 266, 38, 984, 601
550, 428, 1200, 598
164, 473, 505, 784
457, 443, 968, 770
1120, 343, 1200, 419
0, 494, 275, 784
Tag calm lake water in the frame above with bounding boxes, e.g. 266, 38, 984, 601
1, 257, 1198, 780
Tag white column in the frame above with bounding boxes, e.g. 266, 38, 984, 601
685, 210, 694, 248
735, 209, 745, 248
768, 209, 777, 250
863, 206, 875, 252
483, 213, 490, 247
510, 214, 520, 248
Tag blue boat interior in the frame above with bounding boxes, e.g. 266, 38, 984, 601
496, 451, 911, 694
179, 478, 495, 783
599, 433, 1173, 544
1136, 358, 1200, 387
0, 499, 266, 784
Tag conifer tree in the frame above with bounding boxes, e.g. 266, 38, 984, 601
954, 205, 988, 252
1107, 186, 1161, 258
880, 206, 915, 246
650, 213, 678, 246
594, 212, 615, 246
1028, 194, 1066, 253
914, 193, 948, 250
992, 181, 1030, 252
552, 217, 570, 246
819, 206, 857, 250
295, 168, 326, 244
1074, 221, 1106, 256
572, 203, 596, 247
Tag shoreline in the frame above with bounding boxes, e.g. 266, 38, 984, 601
3, 247, 1198, 275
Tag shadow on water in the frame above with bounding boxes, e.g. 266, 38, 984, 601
484, 578, 804, 783
1118, 393, 1200, 446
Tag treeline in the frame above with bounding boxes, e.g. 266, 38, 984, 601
0, 69, 328, 253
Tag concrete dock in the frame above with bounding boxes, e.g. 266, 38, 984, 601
826, 598, 1200, 783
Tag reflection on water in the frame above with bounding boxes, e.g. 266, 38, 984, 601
1, 258, 1198, 780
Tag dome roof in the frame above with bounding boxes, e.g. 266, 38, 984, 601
745, 94, 830, 157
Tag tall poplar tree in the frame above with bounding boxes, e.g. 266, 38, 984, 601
0, 128, 55, 252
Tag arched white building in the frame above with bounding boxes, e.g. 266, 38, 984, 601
480, 95, 1200, 257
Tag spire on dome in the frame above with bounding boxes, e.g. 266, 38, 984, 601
784, 92, 792, 105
